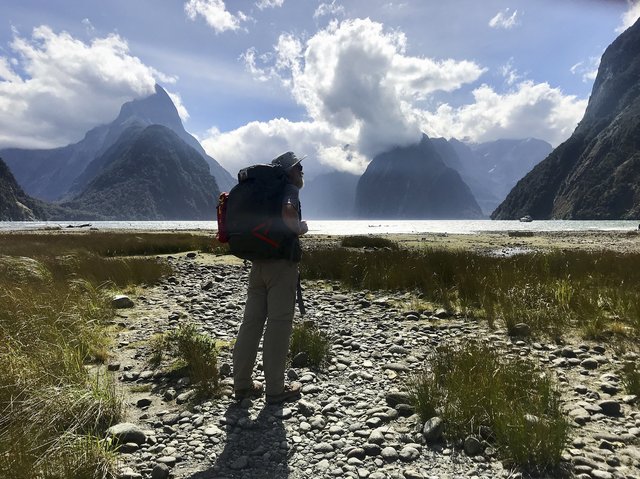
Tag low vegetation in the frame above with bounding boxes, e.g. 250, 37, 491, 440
0, 232, 176, 478
621, 360, 640, 396
0, 230, 226, 257
302, 239, 640, 340
149, 322, 220, 397
406, 340, 570, 474
340, 235, 399, 250
290, 321, 331, 369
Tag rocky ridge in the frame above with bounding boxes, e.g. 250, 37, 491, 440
492, 18, 640, 220
106, 254, 639, 479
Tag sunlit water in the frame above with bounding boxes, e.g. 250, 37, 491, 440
1, 219, 639, 235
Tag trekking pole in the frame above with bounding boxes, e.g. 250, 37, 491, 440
296, 274, 306, 317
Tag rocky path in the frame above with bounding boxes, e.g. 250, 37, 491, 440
108, 253, 639, 479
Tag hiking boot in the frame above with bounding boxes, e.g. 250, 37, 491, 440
266, 382, 302, 405
234, 381, 263, 401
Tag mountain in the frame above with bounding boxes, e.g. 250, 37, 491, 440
431, 137, 552, 216
355, 135, 483, 219
301, 171, 360, 219
493, 18, 640, 220
2, 85, 234, 201
63, 125, 220, 220
0, 157, 47, 220
0, 158, 95, 220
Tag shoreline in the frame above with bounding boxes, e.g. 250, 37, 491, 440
2, 228, 640, 253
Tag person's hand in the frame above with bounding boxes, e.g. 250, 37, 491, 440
299, 221, 308, 235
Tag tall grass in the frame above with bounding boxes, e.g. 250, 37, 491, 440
406, 340, 569, 475
0, 232, 177, 478
149, 323, 220, 398
290, 322, 331, 369
0, 231, 226, 257
301, 244, 640, 339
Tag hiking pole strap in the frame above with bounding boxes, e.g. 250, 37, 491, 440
296, 273, 306, 317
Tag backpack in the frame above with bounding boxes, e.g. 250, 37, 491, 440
217, 164, 298, 261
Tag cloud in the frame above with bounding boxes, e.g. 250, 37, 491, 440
249, 19, 484, 157
256, 0, 284, 9
616, 0, 640, 33
209, 18, 584, 175
200, 118, 369, 177
0, 26, 172, 149
184, 0, 248, 34
81, 18, 95, 33
314, 1, 345, 19
500, 59, 521, 86
419, 81, 587, 146
489, 8, 521, 29
167, 91, 190, 121
570, 56, 600, 83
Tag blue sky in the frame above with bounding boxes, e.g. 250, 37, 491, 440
1, 0, 638, 177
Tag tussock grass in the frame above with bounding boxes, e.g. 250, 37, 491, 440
150, 323, 220, 397
301, 246, 640, 340
290, 322, 331, 369
406, 340, 569, 474
0, 230, 225, 257
0, 232, 178, 478
621, 360, 640, 396
340, 235, 399, 250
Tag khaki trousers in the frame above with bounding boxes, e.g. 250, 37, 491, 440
233, 259, 298, 395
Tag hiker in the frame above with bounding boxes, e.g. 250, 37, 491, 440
232, 151, 307, 404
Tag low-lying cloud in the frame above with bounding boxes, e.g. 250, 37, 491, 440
205, 18, 586, 175
0, 26, 172, 149
616, 0, 640, 33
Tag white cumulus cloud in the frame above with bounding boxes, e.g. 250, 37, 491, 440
229, 18, 485, 171
314, 1, 345, 19
489, 8, 521, 29
209, 17, 585, 176
184, 0, 248, 34
0, 26, 173, 149
616, 0, 640, 33
419, 81, 587, 146
256, 0, 284, 9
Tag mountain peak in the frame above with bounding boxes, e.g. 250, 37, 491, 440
114, 84, 182, 132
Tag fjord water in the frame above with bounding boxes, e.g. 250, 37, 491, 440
1, 220, 639, 235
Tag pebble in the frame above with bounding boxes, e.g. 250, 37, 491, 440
108, 257, 639, 479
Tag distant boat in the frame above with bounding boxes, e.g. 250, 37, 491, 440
519, 215, 533, 222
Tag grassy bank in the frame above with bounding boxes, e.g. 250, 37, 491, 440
0, 232, 200, 478
302, 238, 640, 341
407, 340, 569, 474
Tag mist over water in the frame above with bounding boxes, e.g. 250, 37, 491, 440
2, 220, 639, 235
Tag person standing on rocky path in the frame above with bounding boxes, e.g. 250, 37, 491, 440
232, 151, 308, 404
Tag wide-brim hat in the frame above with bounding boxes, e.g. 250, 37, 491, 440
271, 151, 305, 171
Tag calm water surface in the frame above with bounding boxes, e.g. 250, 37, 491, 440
1, 220, 639, 235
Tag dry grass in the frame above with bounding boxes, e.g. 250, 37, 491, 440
301, 245, 640, 340
0, 231, 185, 478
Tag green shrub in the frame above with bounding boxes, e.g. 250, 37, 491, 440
164, 323, 220, 397
290, 322, 331, 369
340, 235, 399, 250
621, 360, 640, 396
406, 340, 569, 475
